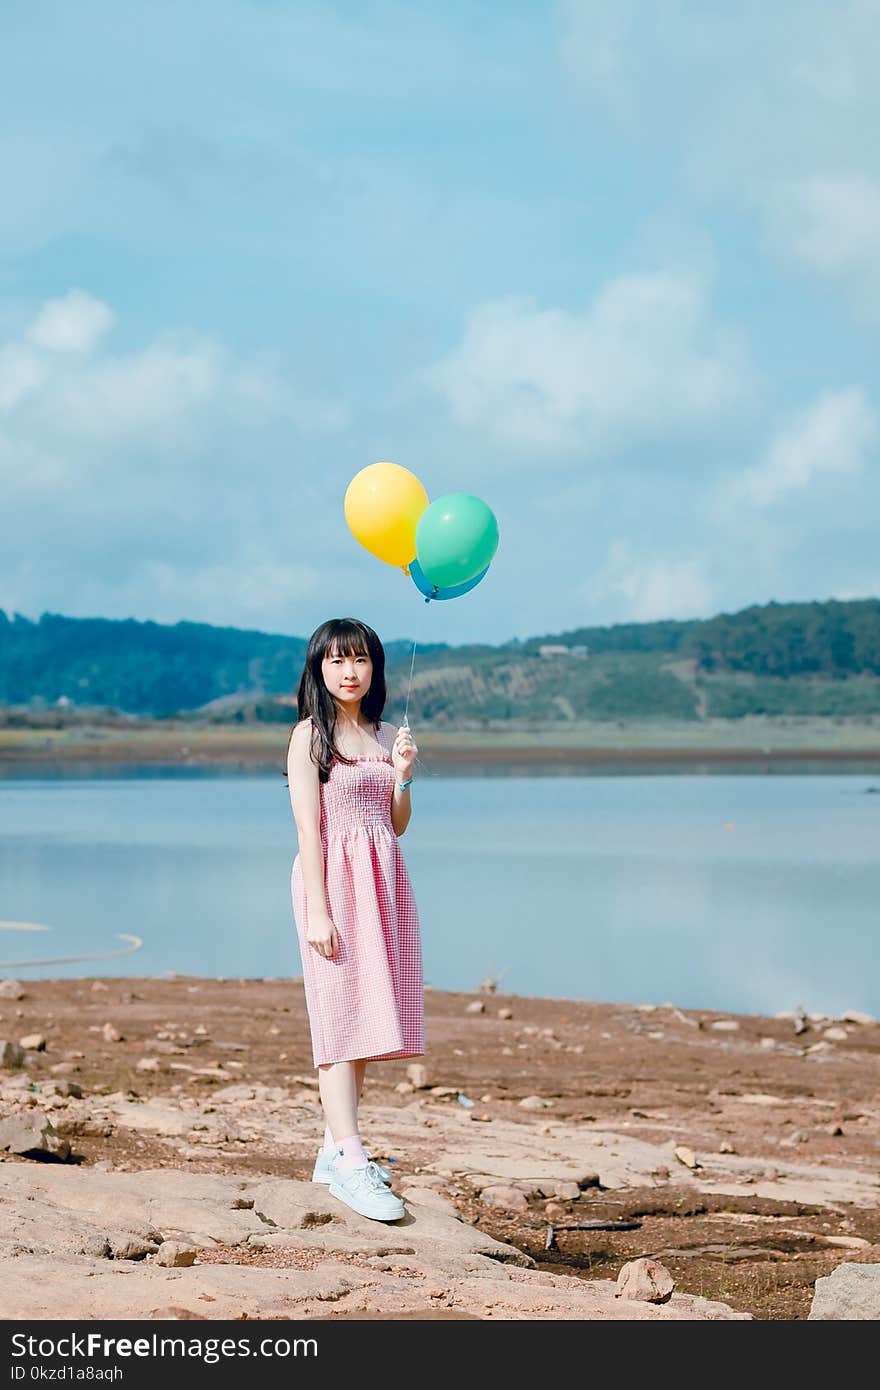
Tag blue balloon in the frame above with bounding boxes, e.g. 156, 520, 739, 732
409, 556, 490, 602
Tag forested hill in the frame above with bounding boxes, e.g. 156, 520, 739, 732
1, 597, 879, 723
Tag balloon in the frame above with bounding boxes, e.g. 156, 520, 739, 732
409, 556, 490, 602
415, 493, 499, 589
344, 462, 430, 569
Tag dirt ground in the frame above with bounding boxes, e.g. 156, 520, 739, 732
2, 976, 878, 1320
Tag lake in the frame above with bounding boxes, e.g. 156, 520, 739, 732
1, 766, 878, 1017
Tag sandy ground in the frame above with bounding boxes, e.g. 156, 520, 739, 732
1, 977, 878, 1319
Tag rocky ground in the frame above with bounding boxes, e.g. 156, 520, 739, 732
1, 976, 878, 1321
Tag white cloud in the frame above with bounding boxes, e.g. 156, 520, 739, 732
723, 388, 876, 508
0, 289, 346, 628
423, 272, 749, 454
26, 289, 115, 354
763, 174, 880, 306
588, 540, 715, 623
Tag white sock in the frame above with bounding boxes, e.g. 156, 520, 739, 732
335, 1133, 368, 1172
321, 1125, 337, 1155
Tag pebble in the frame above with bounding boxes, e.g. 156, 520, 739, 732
823, 1028, 849, 1042
19, 1034, 46, 1052
405, 1064, 429, 1089
710, 1020, 740, 1032
674, 1145, 700, 1169
465, 1000, 485, 1015
137, 1058, 161, 1072
804, 1041, 833, 1055
718, 1141, 737, 1154
615, 1258, 674, 1304
90, 982, 109, 993
394, 1081, 415, 1095
0, 1041, 26, 1069
759, 1037, 776, 1049
102, 1023, 123, 1044
479, 1185, 529, 1213
0, 981, 25, 1000
840, 1009, 876, 1026
155, 1242, 198, 1268
518, 1095, 550, 1111
497, 1008, 513, 1020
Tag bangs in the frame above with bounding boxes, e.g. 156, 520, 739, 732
323, 626, 370, 661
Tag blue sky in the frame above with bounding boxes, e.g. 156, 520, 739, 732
2, 0, 879, 648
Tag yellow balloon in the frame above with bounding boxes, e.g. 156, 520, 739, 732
344, 462, 430, 569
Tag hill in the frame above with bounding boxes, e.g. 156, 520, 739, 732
1, 597, 879, 726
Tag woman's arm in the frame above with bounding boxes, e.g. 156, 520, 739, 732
288, 720, 331, 918
387, 721, 413, 837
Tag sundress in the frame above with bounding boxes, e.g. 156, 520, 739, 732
291, 721, 424, 1066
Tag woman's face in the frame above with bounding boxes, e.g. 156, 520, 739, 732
322, 645, 373, 707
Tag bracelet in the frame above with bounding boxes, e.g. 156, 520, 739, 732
397, 777, 413, 792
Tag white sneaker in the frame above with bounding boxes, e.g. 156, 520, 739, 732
329, 1160, 406, 1222
311, 1147, 393, 1186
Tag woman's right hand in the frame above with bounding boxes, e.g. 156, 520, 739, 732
307, 912, 339, 960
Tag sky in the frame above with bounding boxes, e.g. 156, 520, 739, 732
2, 0, 879, 648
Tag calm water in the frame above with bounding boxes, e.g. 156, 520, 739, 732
2, 768, 878, 1017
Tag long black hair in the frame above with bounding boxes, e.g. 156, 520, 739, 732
283, 617, 387, 783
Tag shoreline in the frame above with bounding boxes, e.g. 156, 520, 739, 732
1, 975, 877, 1320
3, 720, 880, 770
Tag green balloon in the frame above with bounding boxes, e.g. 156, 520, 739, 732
415, 493, 499, 589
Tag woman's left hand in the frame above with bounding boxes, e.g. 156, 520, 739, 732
392, 724, 418, 780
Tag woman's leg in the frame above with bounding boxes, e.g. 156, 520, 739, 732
318, 1060, 367, 1168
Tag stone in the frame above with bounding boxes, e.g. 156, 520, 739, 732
497, 1008, 513, 1020
137, 1058, 162, 1072
718, 1141, 737, 1154
102, 1023, 123, 1043
394, 1081, 415, 1095
479, 1185, 529, 1213
0, 1040, 26, 1069
406, 1064, 429, 1089
0, 1110, 70, 1160
19, 1034, 47, 1052
823, 1028, 849, 1042
0, 981, 25, 1000
804, 1041, 833, 1055
90, 982, 109, 992
809, 1263, 880, 1320
839, 1010, 876, 1027
710, 1020, 740, 1032
518, 1095, 550, 1111
155, 1241, 198, 1268
616, 1258, 675, 1304
111, 1233, 160, 1261
465, 1000, 485, 1015
674, 1145, 700, 1170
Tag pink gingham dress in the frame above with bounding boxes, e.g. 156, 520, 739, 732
291, 720, 424, 1067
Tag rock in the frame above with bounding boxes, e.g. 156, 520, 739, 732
776, 1008, 809, 1035
710, 1020, 740, 1032
90, 982, 109, 993
137, 1058, 161, 1072
101, 1023, 123, 1043
465, 1000, 485, 1015
0, 1110, 70, 1160
823, 1028, 849, 1042
48, 1062, 78, 1075
155, 1241, 198, 1268
497, 1008, 513, 1020
809, 1263, 880, 1320
111, 1233, 160, 1260
718, 1141, 737, 1154
0, 1040, 26, 1069
406, 1064, 429, 1089
826, 1124, 845, 1137
550, 1181, 581, 1201
40, 1080, 82, 1099
148, 1307, 208, 1320
544, 1201, 566, 1219
759, 1037, 776, 1049
0, 981, 25, 1000
616, 1258, 675, 1304
479, 1185, 529, 1213
19, 1034, 47, 1052
674, 1145, 700, 1170
840, 1009, 876, 1026
394, 1081, 415, 1095
804, 1041, 833, 1055
518, 1095, 550, 1111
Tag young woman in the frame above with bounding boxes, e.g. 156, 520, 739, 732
285, 616, 423, 1222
